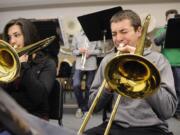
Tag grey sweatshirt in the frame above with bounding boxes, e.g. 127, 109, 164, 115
89, 46, 178, 133
72, 31, 101, 71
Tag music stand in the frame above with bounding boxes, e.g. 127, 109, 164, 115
77, 6, 123, 42
164, 18, 180, 48
30, 18, 64, 57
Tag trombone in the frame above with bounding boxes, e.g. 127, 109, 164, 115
78, 15, 161, 135
0, 36, 55, 83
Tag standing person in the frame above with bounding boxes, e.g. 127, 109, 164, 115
85, 10, 177, 135
2, 18, 57, 120
154, 9, 180, 120
72, 29, 101, 118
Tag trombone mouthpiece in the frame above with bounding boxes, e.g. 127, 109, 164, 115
13, 45, 18, 49
119, 43, 124, 48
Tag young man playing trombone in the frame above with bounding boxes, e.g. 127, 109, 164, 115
83, 10, 177, 135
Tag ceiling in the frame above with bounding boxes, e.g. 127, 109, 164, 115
0, 0, 179, 11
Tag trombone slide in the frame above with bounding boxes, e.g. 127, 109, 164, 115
78, 80, 106, 135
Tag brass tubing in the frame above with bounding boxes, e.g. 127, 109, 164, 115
78, 80, 106, 135
16, 36, 55, 56
104, 95, 121, 135
0, 36, 55, 83
78, 50, 121, 135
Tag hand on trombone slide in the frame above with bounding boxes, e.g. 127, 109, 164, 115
19, 54, 29, 63
104, 80, 114, 92
117, 43, 136, 54
12, 44, 29, 63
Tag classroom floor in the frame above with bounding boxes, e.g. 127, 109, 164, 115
50, 93, 180, 135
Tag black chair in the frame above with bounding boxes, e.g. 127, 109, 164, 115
49, 79, 63, 126
58, 61, 74, 102
58, 61, 73, 78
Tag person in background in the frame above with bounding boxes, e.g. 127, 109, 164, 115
72, 29, 101, 118
85, 10, 177, 135
154, 9, 178, 48
2, 18, 57, 120
154, 9, 180, 120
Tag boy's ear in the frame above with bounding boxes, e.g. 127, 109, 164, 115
137, 26, 142, 37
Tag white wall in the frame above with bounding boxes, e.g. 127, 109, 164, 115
0, 2, 180, 33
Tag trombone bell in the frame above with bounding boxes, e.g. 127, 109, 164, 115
0, 36, 55, 83
0, 40, 20, 83
105, 54, 160, 98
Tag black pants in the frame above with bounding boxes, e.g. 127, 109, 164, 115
73, 70, 96, 112
84, 122, 173, 135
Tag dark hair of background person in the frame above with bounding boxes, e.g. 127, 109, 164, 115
3, 18, 40, 46
165, 9, 178, 18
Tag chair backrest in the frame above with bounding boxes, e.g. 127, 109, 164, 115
49, 80, 63, 125
57, 61, 75, 92
58, 61, 72, 78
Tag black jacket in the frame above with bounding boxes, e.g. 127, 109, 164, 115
4, 51, 57, 118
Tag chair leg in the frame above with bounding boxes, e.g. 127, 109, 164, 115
58, 81, 64, 126
58, 119, 63, 126
63, 90, 66, 103
63, 84, 67, 103
70, 90, 73, 99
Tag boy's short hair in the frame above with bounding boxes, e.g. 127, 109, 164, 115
110, 10, 141, 31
